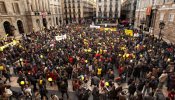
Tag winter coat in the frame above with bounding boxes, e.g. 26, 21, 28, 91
128, 83, 136, 95
92, 87, 100, 100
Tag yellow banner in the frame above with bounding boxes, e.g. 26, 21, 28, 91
0, 40, 19, 51
100, 28, 117, 31
125, 29, 133, 36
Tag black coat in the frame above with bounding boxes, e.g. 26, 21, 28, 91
92, 87, 100, 100
129, 84, 136, 95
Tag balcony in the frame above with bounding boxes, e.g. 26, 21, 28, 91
34, 11, 40, 16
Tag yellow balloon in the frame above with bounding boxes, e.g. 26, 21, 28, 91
81, 76, 84, 81
105, 82, 109, 87
48, 77, 53, 82
0, 66, 4, 70
87, 48, 92, 52
84, 49, 87, 52
140, 54, 143, 58
126, 54, 129, 58
20, 58, 23, 61
0, 47, 3, 51
167, 58, 171, 62
40, 55, 43, 58
100, 49, 103, 54
20, 81, 25, 85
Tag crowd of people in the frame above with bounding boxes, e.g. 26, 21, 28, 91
0, 24, 175, 100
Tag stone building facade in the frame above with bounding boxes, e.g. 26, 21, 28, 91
0, 0, 63, 38
62, 0, 96, 24
121, 0, 137, 25
135, 0, 175, 43
154, 2, 175, 43
96, 0, 121, 23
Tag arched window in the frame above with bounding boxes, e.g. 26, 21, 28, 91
3, 21, 14, 36
17, 20, 24, 34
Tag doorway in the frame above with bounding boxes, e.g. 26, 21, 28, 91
42, 18, 47, 28
3, 21, 13, 36
17, 20, 24, 34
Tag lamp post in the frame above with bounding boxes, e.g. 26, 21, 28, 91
140, 19, 145, 40
159, 21, 165, 40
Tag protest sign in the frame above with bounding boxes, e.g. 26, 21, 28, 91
55, 34, 67, 41
90, 25, 100, 29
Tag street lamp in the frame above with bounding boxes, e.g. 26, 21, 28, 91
159, 21, 165, 40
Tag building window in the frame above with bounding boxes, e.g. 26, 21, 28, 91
68, 0, 71, 3
64, 4, 67, 8
73, 9, 75, 13
13, 3, 20, 14
159, 13, 164, 21
58, 8, 60, 13
98, 12, 102, 16
54, 7, 57, 13
110, 7, 112, 12
104, 7, 107, 12
0, 1, 7, 14
99, 7, 101, 12
69, 4, 71, 7
104, 12, 107, 17
168, 14, 174, 22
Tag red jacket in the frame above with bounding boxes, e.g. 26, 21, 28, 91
168, 91, 175, 100
69, 57, 74, 64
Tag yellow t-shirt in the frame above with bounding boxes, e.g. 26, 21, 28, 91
39, 80, 43, 85
97, 68, 102, 75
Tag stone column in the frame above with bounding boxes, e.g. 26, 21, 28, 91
32, 0, 36, 11
24, 0, 28, 11
39, 0, 43, 11
27, 0, 32, 11
43, 0, 46, 11
45, 0, 47, 11
48, 0, 51, 12
35, 0, 39, 11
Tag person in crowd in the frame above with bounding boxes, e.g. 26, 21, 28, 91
168, 89, 175, 100
2, 67, 11, 83
39, 85, 48, 100
60, 81, 69, 99
50, 94, 59, 100
154, 89, 166, 100
34, 89, 41, 100
4, 85, 13, 100
143, 92, 154, 100
92, 86, 100, 100
128, 81, 136, 97
158, 70, 168, 89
